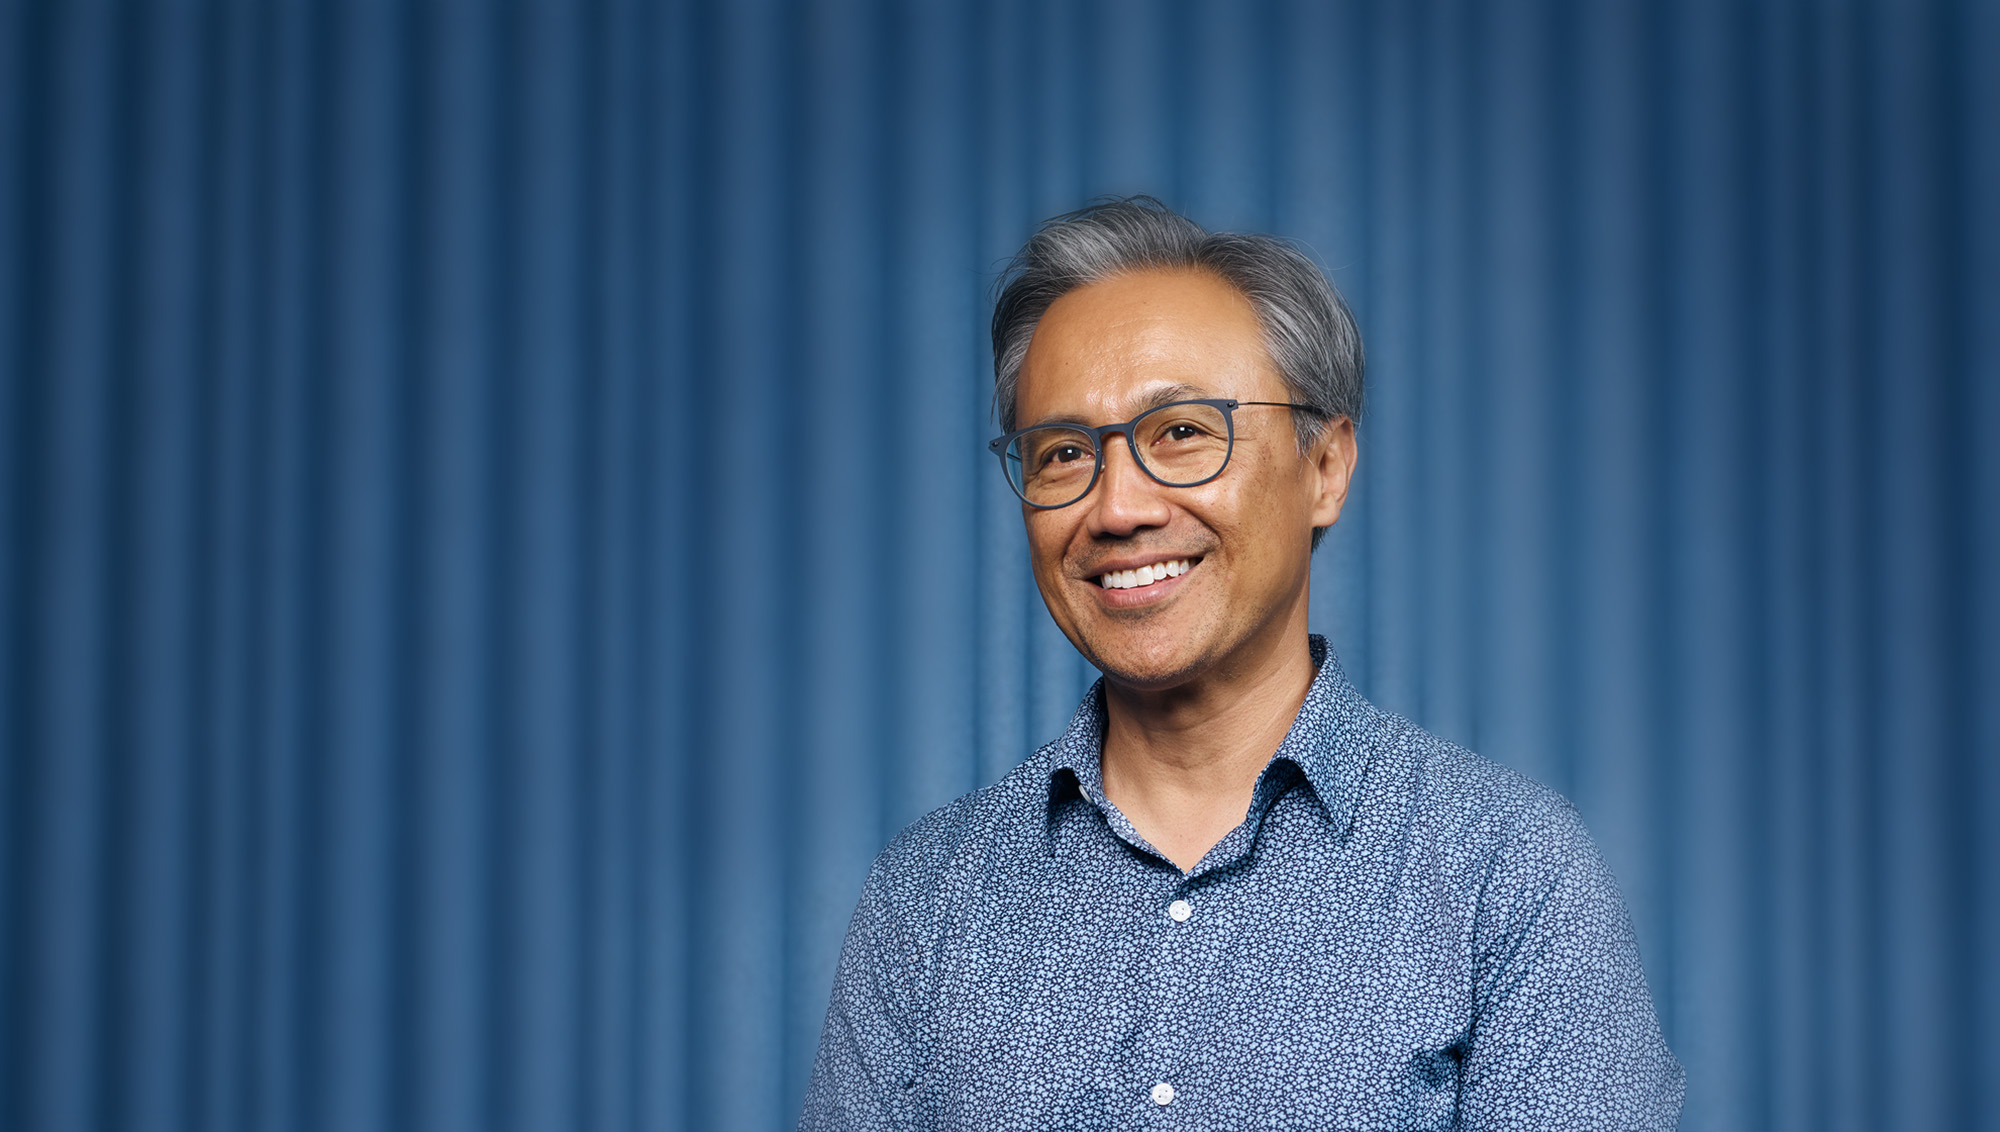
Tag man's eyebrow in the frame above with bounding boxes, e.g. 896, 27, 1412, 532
1020, 382, 1212, 430
1134, 382, 1208, 411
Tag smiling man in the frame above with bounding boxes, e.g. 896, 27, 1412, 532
800, 199, 1684, 1131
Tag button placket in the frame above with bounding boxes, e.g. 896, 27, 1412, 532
1139, 882, 1193, 1123
1144, 886, 1198, 1120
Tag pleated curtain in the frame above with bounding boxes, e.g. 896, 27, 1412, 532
3, 1, 1994, 1130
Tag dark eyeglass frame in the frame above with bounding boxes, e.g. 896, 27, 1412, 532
987, 397, 1332, 510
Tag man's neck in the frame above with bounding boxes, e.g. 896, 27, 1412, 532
1097, 624, 1319, 873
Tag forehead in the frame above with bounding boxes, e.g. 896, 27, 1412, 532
1016, 268, 1285, 424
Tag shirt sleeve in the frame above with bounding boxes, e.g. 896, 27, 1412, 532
1456, 802, 1686, 1131
797, 858, 928, 1132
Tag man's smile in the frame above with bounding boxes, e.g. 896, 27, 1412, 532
1094, 555, 1199, 590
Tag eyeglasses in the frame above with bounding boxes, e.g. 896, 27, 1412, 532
988, 398, 1331, 510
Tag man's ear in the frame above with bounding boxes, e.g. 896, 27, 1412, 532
1308, 416, 1358, 530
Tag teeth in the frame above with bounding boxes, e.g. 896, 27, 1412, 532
1098, 558, 1194, 589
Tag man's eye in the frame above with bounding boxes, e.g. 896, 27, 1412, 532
1033, 442, 1093, 474
1155, 419, 1216, 444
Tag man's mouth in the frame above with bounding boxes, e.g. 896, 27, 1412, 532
1096, 557, 1197, 590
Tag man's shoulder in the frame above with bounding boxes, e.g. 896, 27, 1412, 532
1356, 703, 1589, 853
860, 747, 1058, 914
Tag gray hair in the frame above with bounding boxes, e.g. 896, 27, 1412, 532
991, 197, 1364, 445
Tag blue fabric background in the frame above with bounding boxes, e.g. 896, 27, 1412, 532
2, 2, 1994, 1130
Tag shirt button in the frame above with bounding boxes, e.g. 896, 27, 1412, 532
1167, 898, 1192, 923
1151, 1082, 1176, 1106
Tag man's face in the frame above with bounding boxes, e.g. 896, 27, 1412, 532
1013, 268, 1355, 691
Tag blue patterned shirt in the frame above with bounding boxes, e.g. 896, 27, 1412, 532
801, 637, 1684, 1130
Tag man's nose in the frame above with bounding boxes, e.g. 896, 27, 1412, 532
1085, 433, 1172, 535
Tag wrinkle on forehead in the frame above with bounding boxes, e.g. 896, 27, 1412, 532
1015, 269, 1283, 427
1020, 381, 1214, 430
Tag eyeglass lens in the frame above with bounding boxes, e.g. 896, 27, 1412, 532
1004, 401, 1232, 507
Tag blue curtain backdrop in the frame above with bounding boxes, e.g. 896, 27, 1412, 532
4, 1, 1995, 1130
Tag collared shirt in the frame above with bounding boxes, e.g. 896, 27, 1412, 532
800, 637, 1684, 1131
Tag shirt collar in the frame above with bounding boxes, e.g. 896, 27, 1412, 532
1044, 634, 1372, 846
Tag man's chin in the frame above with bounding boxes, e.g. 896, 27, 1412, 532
1076, 634, 1215, 693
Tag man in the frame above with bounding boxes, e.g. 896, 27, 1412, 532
800, 198, 1684, 1130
